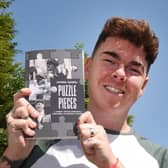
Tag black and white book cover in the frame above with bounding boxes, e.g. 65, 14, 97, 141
25, 49, 85, 139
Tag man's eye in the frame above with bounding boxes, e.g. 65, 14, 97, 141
103, 59, 115, 64
129, 68, 141, 74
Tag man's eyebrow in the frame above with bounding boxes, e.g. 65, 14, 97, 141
102, 51, 120, 60
130, 60, 144, 67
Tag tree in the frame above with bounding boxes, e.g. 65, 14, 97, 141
74, 43, 89, 109
127, 114, 134, 127
0, 0, 24, 155
0, 0, 24, 128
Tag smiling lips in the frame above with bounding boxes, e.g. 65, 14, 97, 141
105, 85, 125, 96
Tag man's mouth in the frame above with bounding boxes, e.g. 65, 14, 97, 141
105, 85, 125, 96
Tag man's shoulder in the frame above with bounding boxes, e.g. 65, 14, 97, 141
133, 131, 168, 167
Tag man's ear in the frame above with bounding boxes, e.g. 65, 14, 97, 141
84, 57, 92, 80
139, 76, 149, 97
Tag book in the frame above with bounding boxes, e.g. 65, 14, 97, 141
25, 49, 85, 139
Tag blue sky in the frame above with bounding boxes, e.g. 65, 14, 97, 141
9, 0, 168, 147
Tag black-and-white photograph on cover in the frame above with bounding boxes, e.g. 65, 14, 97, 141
25, 49, 85, 139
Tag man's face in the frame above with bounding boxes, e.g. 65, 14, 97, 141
85, 37, 148, 112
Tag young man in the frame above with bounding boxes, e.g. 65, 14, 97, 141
1, 17, 168, 168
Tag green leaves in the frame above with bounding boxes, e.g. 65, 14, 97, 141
0, 0, 13, 9
0, 128, 7, 156
0, 0, 20, 154
0, 0, 23, 128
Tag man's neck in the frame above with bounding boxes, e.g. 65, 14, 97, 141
88, 104, 130, 133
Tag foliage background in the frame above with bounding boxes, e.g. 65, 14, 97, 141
0, 0, 24, 155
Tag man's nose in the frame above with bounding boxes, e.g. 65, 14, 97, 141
111, 66, 126, 82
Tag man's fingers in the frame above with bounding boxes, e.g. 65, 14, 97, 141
27, 103, 39, 118
7, 109, 37, 135
12, 101, 39, 120
78, 111, 96, 124
13, 103, 39, 119
13, 88, 32, 103
7, 116, 36, 137
82, 137, 102, 156
77, 111, 97, 140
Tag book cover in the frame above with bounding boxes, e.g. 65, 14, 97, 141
25, 49, 85, 139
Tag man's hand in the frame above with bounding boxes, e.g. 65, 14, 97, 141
4, 88, 39, 161
77, 111, 117, 168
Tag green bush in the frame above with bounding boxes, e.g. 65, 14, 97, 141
0, 128, 7, 156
